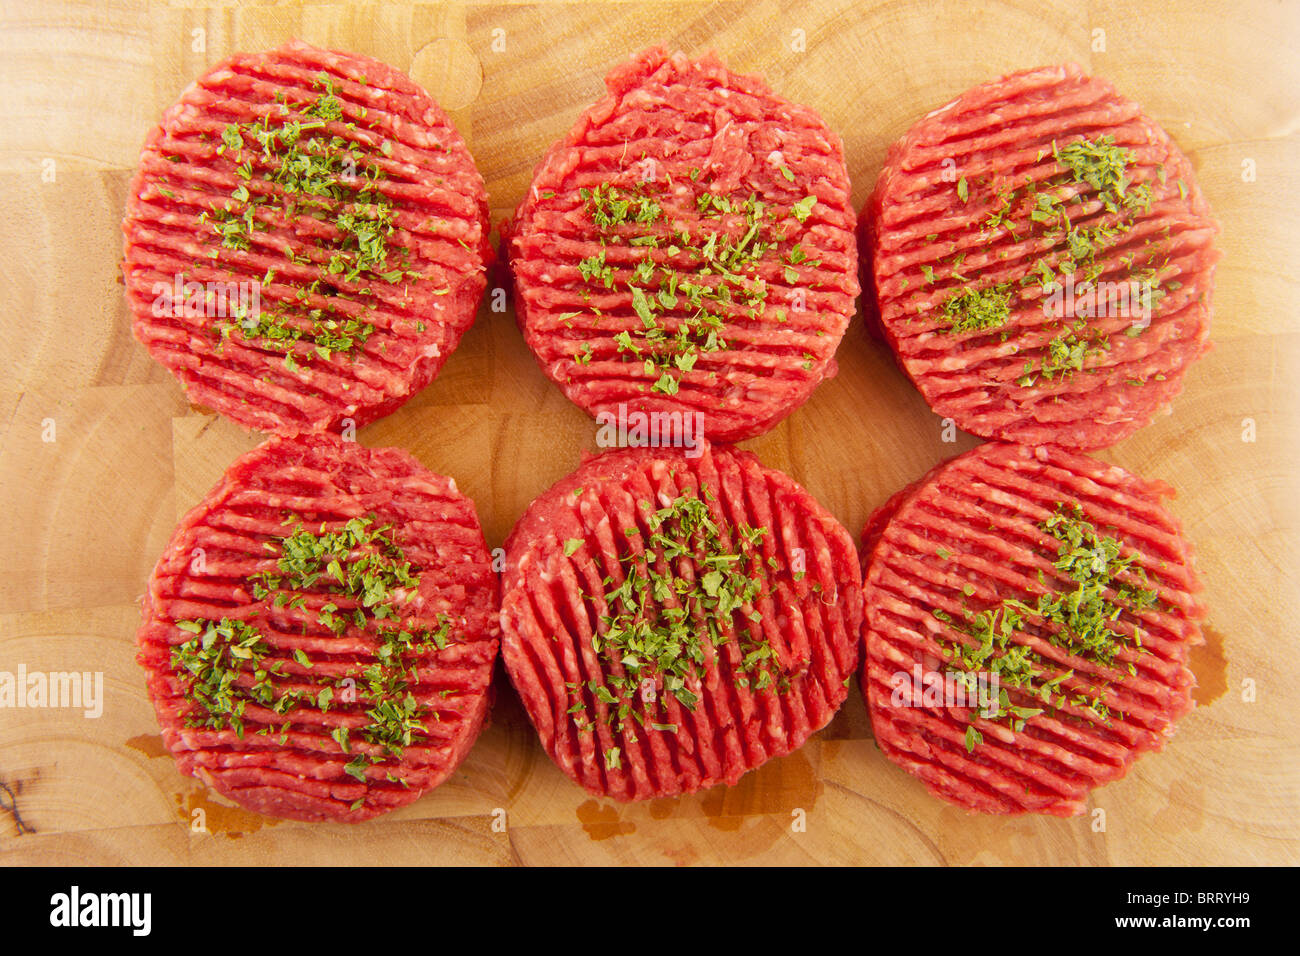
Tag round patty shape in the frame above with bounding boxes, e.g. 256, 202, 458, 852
507, 47, 859, 443
136, 433, 499, 823
500, 441, 863, 800
862, 63, 1220, 450
860, 442, 1206, 816
123, 39, 490, 435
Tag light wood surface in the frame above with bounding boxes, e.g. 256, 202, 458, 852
2, 0, 1297, 866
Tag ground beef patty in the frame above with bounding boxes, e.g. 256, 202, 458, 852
122, 39, 490, 435
500, 440, 863, 801
861, 442, 1205, 816
506, 47, 859, 442
862, 64, 1219, 450
136, 433, 499, 823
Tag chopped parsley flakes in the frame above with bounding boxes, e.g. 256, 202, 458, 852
172, 512, 457, 782
573, 173, 818, 394
567, 485, 782, 739
931, 503, 1158, 748
200, 72, 424, 365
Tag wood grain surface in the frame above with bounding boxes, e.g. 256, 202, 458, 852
2, 0, 1297, 866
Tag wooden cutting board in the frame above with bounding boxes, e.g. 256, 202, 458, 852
2, 0, 1297, 866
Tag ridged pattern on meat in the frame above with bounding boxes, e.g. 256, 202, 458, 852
861, 442, 1205, 816
500, 441, 863, 800
507, 47, 859, 442
136, 433, 499, 823
122, 40, 490, 435
862, 63, 1219, 450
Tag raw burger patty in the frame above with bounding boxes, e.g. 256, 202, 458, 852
122, 39, 490, 435
136, 433, 499, 823
507, 47, 859, 442
500, 440, 863, 800
861, 63, 1220, 449
860, 442, 1205, 816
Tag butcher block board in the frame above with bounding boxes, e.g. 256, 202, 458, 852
2, 0, 1297, 867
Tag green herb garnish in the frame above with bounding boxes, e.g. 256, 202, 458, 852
941, 284, 1012, 334
174, 511, 458, 784
573, 173, 817, 394
569, 485, 782, 735
203, 73, 422, 365
931, 503, 1156, 748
